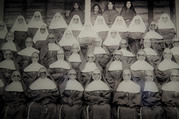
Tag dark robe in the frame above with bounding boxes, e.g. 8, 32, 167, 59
120, 8, 136, 26
103, 10, 119, 26
14, 31, 28, 49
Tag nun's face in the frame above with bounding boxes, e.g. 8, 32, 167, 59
65, 31, 72, 38
12, 72, 21, 81
163, 51, 172, 59
126, 1, 132, 9
31, 53, 39, 62
123, 70, 131, 81
34, 14, 41, 21
6, 33, 14, 41
111, 31, 117, 38
162, 16, 168, 23
4, 51, 13, 59
40, 27, 46, 33
25, 38, 33, 47
55, 14, 61, 20
92, 72, 101, 80
94, 5, 99, 13
0, 24, 5, 30
170, 72, 179, 81
40, 72, 47, 79
108, 2, 113, 10
57, 53, 64, 60
68, 72, 77, 80
121, 42, 127, 48
18, 17, 24, 24
73, 17, 79, 24
74, 3, 79, 9
145, 72, 153, 81
114, 54, 121, 61
144, 41, 151, 48
116, 18, 123, 25
87, 56, 95, 62
134, 18, 141, 25
150, 23, 156, 30
137, 52, 146, 60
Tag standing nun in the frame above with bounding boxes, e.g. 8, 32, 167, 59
128, 15, 146, 54
11, 15, 28, 49
28, 11, 44, 37
143, 21, 164, 56
49, 12, 68, 39
2, 71, 26, 119
111, 16, 128, 39
171, 37, 179, 64
0, 21, 8, 47
141, 70, 164, 119
59, 69, 84, 119
93, 15, 109, 41
27, 67, 59, 119
162, 69, 179, 119
113, 69, 141, 119
84, 69, 111, 119
156, 48, 179, 85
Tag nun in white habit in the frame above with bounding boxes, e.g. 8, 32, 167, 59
161, 69, 179, 119
103, 29, 122, 53
11, 15, 28, 49
28, 11, 44, 37
111, 16, 128, 39
156, 48, 179, 85
143, 21, 164, 56
49, 49, 71, 83
84, 69, 111, 119
141, 70, 164, 119
128, 15, 146, 54
143, 38, 160, 67
2, 71, 26, 119
113, 69, 141, 119
93, 15, 109, 41
0, 21, 8, 45
171, 37, 179, 64
68, 15, 83, 38
49, 12, 68, 39
157, 13, 176, 40
59, 69, 84, 119
27, 67, 59, 119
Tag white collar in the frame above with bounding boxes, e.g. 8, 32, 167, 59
81, 62, 99, 73
143, 47, 157, 56
68, 52, 82, 63
85, 80, 110, 91
130, 60, 154, 71
171, 46, 179, 55
118, 49, 134, 57
18, 47, 39, 57
49, 60, 71, 69
103, 30, 121, 46
65, 79, 84, 91
144, 81, 158, 92
158, 59, 179, 71
93, 46, 107, 55
24, 62, 45, 72
48, 43, 61, 51
108, 60, 123, 71
0, 59, 16, 70
5, 81, 23, 92
1, 41, 17, 52
143, 30, 163, 39
111, 16, 128, 32
162, 81, 179, 92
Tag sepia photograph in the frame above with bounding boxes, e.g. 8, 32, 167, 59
0, 0, 179, 119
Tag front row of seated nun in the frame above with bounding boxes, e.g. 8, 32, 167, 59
0, 67, 179, 119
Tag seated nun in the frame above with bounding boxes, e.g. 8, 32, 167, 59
59, 69, 84, 119
156, 48, 179, 85
143, 38, 160, 67
118, 39, 136, 68
80, 52, 102, 87
68, 15, 83, 38
84, 69, 111, 119
143, 21, 164, 56
111, 16, 128, 39
0, 21, 8, 45
93, 15, 109, 40
171, 37, 179, 64
141, 70, 164, 119
17, 37, 39, 69
68, 43, 82, 70
2, 71, 26, 119
28, 11, 44, 37
103, 29, 122, 53
49, 12, 67, 39
1, 32, 18, 52
105, 50, 123, 89
130, 50, 154, 79
27, 67, 59, 119
128, 15, 146, 54
93, 38, 110, 69
49, 49, 71, 83
157, 13, 176, 40
0, 50, 17, 82
113, 69, 141, 119
161, 69, 179, 119
10, 15, 28, 49
23, 52, 45, 85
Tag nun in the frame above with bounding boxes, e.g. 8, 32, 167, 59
84, 69, 111, 119
93, 15, 109, 41
156, 48, 179, 85
157, 13, 176, 40
28, 11, 44, 37
2, 71, 26, 119
161, 69, 179, 119
68, 15, 83, 38
59, 69, 84, 119
128, 15, 146, 54
113, 69, 141, 119
49, 12, 68, 39
23, 52, 45, 86
111, 16, 128, 39
143, 38, 160, 67
143, 21, 164, 56
10, 15, 28, 49
27, 67, 59, 119
171, 37, 179, 64
141, 70, 164, 119
49, 49, 71, 84
17, 37, 39, 70
0, 78, 4, 114
105, 50, 123, 89
103, 29, 122, 53
0, 50, 17, 83
0, 21, 8, 46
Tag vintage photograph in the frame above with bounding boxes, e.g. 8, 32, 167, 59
0, 0, 179, 119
